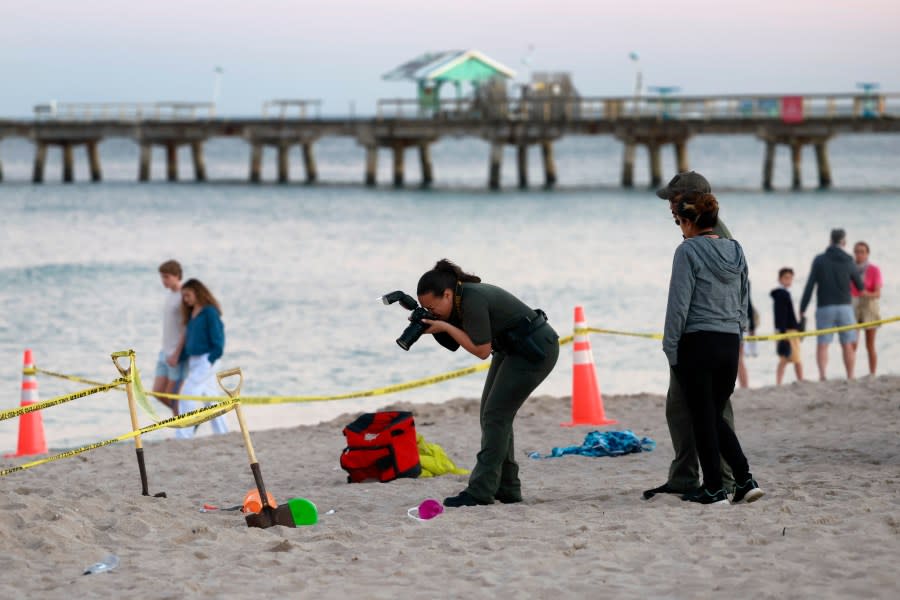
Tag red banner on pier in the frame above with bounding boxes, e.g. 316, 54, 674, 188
781, 96, 804, 124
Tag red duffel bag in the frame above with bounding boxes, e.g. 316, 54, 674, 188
340, 411, 422, 483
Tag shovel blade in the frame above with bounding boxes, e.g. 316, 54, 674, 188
245, 507, 276, 529
244, 505, 298, 529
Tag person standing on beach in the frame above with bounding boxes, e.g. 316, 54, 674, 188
736, 285, 758, 389
851, 241, 883, 376
415, 259, 559, 507
770, 268, 804, 385
799, 229, 864, 380
153, 260, 186, 415
176, 278, 229, 439
662, 192, 763, 504
644, 171, 737, 500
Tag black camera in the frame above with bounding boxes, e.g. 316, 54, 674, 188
381, 290, 436, 351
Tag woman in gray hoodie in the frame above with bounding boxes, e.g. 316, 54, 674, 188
663, 192, 764, 505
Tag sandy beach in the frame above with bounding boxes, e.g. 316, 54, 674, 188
1, 375, 898, 599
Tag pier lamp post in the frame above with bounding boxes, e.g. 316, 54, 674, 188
629, 52, 642, 116
856, 82, 880, 118
212, 66, 224, 116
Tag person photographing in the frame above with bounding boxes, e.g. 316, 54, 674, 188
412, 259, 559, 507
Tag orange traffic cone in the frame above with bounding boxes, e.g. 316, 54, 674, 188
562, 306, 617, 427
9, 349, 48, 457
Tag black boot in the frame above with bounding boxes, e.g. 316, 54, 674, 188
443, 491, 492, 508
494, 490, 523, 504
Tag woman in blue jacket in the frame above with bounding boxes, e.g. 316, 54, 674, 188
175, 278, 228, 439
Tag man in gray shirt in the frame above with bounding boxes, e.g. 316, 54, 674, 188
799, 228, 864, 380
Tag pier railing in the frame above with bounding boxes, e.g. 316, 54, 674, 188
376, 93, 900, 122
32, 101, 217, 121
261, 99, 323, 119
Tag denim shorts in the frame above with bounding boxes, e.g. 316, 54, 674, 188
815, 304, 857, 344
155, 351, 186, 381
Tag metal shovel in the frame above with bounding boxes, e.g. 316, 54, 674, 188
216, 368, 296, 529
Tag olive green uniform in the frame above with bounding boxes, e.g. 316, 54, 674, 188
665, 219, 737, 492
435, 283, 559, 503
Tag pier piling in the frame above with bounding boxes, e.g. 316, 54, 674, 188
166, 142, 178, 182
139, 143, 152, 182
791, 142, 803, 190
392, 143, 405, 187
32, 143, 46, 183
674, 140, 689, 174
87, 141, 102, 182
277, 142, 290, 183
541, 141, 557, 187
815, 141, 832, 189
418, 142, 433, 187
302, 142, 317, 183
364, 146, 377, 186
517, 144, 529, 188
621, 142, 635, 188
488, 143, 503, 190
648, 143, 662, 188
191, 141, 207, 182
249, 144, 262, 183
62, 143, 74, 183
762, 141, 776, 191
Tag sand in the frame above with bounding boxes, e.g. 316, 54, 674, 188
1, 376, 898, 599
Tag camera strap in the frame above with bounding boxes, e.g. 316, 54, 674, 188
453, 281, 463, 319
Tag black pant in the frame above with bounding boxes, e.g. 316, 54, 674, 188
673, 331, 750, 491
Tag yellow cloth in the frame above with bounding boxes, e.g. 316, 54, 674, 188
417, 434, 470, 478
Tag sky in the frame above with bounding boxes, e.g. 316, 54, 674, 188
1, 0, 899, 117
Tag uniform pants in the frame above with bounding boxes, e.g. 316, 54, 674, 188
666, 367, 737, 492
175, 354, 229, 440
465, 324, 559, 502
673, 331, 749, 492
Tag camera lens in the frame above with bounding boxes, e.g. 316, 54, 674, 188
397, 320, 427, 351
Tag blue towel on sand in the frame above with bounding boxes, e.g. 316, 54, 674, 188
528, 430, 655, 459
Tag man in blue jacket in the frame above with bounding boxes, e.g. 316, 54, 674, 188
799, 229, 865, 380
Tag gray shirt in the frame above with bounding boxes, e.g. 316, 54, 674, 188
663, 236, 749, 366
799, 245, 865, 313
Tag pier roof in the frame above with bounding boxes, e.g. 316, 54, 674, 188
382, 50, 515, 83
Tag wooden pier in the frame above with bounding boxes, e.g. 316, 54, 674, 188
1, 93, 898, 190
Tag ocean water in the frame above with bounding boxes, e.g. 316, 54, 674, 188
1, 133, 898, 451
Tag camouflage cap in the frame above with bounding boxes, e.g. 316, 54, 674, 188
656, 171, 711, 199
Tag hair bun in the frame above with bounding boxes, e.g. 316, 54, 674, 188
695, 193, 718, 216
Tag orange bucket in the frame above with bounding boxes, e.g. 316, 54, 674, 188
242, 489, 277, 514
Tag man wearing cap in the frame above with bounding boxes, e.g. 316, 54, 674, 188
799, 228, 864, 380
644, 171, 737, 500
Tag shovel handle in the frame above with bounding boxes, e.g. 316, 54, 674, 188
111, 350, 135, 378
216, 368, 244, 399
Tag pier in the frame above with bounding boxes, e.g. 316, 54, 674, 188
1, 93, 898, 190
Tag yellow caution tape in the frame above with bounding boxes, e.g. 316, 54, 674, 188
575, 315, 899, 343
27, 367, 119, 389
153, 362, 496, 405
0, 399, 237, 477
18, 315, 897, 410
744, 315, 900, 342
0, 378, 127, 423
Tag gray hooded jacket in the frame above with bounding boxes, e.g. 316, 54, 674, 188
663, 236, 749, 366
